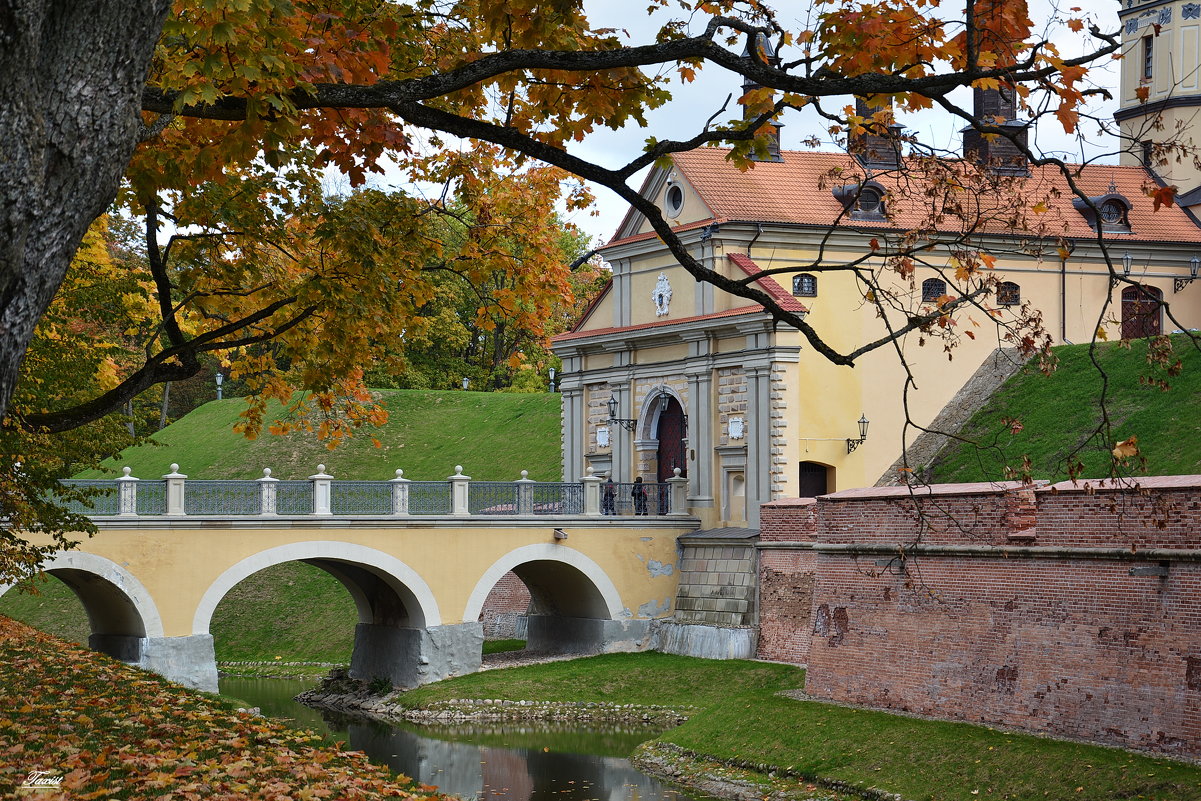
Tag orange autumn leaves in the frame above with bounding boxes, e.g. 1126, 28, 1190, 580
0, 616, 445, 800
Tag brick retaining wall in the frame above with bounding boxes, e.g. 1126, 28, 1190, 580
478, 571, 531, 639
758, 477, 1201, 759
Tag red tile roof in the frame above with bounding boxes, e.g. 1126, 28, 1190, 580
727, 253, 808, 313
607, 147, 1201, 247
553, 305, 770, 343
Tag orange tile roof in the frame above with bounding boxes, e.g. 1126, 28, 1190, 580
553, 305, 769, 343
727, 253, 808, 313
608, 147, 1201, 247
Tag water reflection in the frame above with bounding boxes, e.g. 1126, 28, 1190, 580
221, 677, 699, 801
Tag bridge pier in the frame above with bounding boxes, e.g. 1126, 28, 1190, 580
96, 634, 218, 693
350, 622, 483, 688
525, 616, 653, 655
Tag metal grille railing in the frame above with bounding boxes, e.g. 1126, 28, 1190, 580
136, 480, 167, 515
331, 481, 391, 515
531, 482, 584, 515
606, 482, 669, 516
184, 480, 260, 515
470, 481, 521, 515
408, 481, 451, 514
276, 481, 313, 515
58, 480, 120, 515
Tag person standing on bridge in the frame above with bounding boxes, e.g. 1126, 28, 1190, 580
632, 476, 648, 516
602, 476, 616, 515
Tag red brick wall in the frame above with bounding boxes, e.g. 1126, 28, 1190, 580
478, 571, 531, 639
757, 478, 1201, 758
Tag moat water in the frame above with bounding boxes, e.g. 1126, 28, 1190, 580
220, 677, 702, 801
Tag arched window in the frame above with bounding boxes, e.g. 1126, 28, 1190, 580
997, 281, 1021, 306
1121, 285, 1162, 339
1099, 198, 1130, 231
921, 278, 947, 302
799, 462, 830, 498
792, 273, 818, 297
854, 186, 884, 216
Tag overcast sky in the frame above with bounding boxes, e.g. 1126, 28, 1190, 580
559, 0, 1124, 246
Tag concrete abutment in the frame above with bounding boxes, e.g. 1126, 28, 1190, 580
350, 622, 484, 688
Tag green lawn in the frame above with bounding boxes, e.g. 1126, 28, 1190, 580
399, 653, 1201, 801
931, 335, 1201, 483
75, 389, 562, 481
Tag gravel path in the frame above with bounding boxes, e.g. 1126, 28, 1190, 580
478, 649, 586, 671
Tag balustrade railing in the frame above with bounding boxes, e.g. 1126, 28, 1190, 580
57, 465, 687, 518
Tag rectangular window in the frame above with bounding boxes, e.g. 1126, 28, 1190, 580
1142, 140, 1153, 167
1143, 35, 1154, 81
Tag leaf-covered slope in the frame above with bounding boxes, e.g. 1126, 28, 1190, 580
930, 336, 1201, 483
76, 389, 563, 481
0, 615, 443, 799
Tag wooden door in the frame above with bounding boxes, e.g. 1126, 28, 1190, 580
656, 397, 687, 482
799, 461, 829, 497
1122, 285, 1162, 339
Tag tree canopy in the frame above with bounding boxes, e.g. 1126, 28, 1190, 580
1, 0, 1192, 578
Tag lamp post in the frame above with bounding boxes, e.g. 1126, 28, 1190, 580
215, 371, 223, 401
846, 413, 870, 454
549, 367, 557, 392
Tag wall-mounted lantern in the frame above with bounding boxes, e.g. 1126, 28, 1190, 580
846, 413, 870, 454
1176, 255, 1200, 293
607, 395, 638, 432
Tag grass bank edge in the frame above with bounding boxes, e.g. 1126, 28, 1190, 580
393, 652, 1201, 801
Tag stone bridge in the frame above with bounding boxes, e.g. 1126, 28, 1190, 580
1, 466, 698, 692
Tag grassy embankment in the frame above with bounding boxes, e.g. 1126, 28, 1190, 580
931, 335, 1201, 483
0, 390, 559, 670
396, 652, 1201, 801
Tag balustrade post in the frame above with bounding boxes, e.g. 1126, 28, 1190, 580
258, 468, 279, 516
667, 468, 689, 516
516, 470, 534, 515
390, 469, 411, 516
116, 467, 139, 517
581, 467, 602, 516
164, 464, 187, 516
310, 464, 333, 516
449, 465, 471, 516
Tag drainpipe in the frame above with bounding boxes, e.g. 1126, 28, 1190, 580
747, 222, 764, 255
1060, 242, 1076, 344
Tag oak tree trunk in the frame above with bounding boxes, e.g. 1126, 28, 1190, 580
0, 0, 170, 419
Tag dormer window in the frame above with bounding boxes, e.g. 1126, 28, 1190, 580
1072, 192, 1132, 233
792, 273, 818, 297
833, 180, 888, 220
1099, 199, 1129, 229
856, 187, 884, 215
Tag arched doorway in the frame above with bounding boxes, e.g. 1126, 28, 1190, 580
1122, 285, 1162, 339
655, 395, 687, 482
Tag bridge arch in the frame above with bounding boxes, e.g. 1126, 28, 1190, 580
0, 551, 164, 662
192, 541, 441, 635
463, 544, 624, 622
464, 544, 633, 655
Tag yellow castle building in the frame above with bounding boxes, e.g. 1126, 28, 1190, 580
553, 0, 1201, 528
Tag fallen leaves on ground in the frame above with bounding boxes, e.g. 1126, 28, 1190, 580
0, 615, 447, 800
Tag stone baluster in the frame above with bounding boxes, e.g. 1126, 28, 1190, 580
516, 470, 534, 515
449, 465, 471, 516
581, 466, 602, 516
116, 466, 138, 517
258, 468, 278, 516
667, 467, 689, 516
164, 464, 186, 516
390, 469, 411, 515
310, 464, 333, 516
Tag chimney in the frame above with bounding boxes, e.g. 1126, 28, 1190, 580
851, 96, 903, 170
961, 86, 1030, 175
740, 32, 783, 162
